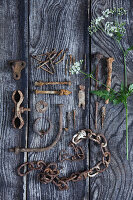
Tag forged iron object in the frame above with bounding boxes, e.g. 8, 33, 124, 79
64, 111, 71, 132
59, 142, 85, 162
94, 53, 104, 130
35, 81, 71, 87
17, 129, 111, 190
78, 85, 85, 110
12, 90, 30, 129
9, 60, 26, 80
31, 49, 68, 75
9, 104, 63, 153
35, 100, 48, 113
35, 89, 72, 96
33, 117, 53, 137
102, 57, 114, 128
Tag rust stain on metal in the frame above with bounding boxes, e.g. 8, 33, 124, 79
35, 100, 48, 113
9, 60, 26, 80
31, 49, 68, 75
78, 85, 85, 109
12, 90, 30, 129
33, 117, 53, 137
17, 129, 111, 190
69, 54, 72, 76
35, 89, 72, 96
35, 81, 71, 87
9, 104, 63, 153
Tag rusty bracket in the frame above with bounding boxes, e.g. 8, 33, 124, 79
12, 90, 30, 129
9, 60, 26, 80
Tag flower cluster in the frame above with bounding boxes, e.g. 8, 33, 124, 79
105, 21, 126, 37
70, 60, 83, 75
89, 8, 127, 36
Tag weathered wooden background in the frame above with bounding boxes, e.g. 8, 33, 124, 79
0, 0, 133, 200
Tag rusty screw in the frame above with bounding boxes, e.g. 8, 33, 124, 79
35, 89, 72, 96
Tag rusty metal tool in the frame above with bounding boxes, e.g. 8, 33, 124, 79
69, 54, 72, 76
12, 90, 30, 129
35, 89, 72, 96
9, 104, 63, 153
73, 109, 76, 129
65, 58, 68, 75
64, 111, 71, 132
35, 81, 71, 87
102, 57, 114, 128
33, 117, 53, 137
9, 60, 26, 80
94, 53, 104, 130
78, 85, 85, 109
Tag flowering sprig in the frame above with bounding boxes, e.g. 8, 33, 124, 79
89, 7, 127, 37
71, 6, 133, 160
70, 60, 83, 75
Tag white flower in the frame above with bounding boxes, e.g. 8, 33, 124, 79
70, 60, 83, 75
95, 16, 105, 25
102, 9, 111, 17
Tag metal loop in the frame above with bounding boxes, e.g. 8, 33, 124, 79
72, 130, 87, 144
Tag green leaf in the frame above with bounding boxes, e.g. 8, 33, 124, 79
125, 46, 133, 56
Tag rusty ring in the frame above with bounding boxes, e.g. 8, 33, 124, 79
35, 100, 48, 113
33, 117, 53, 137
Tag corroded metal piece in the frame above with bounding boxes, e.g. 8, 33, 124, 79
78, 85, 85, 109
35, 81, 71, 87
9, 104, 63, 153
12, 90, 30, 129
9, 60, 26, 80
35, 100, 48, 113
17, 129, 110, 190
64, 111, 71, 132
33, 117, 53, 137
31, 49, 68, 75
59, 142, 85, 162
94, 53, 104, 130
35, 89, 72, 96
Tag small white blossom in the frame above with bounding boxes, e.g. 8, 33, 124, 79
70, 60, 83, 75
102, 9, 112, 17
95, 16, 105, 25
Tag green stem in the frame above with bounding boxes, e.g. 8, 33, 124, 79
80, 70, 117, 93
124, 55, 127, 88
116, 39, 128, 160
125, 101, 128, 160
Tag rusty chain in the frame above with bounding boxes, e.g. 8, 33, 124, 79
17, 129, 111, 190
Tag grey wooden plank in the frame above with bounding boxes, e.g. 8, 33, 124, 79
0, 0, 29, 200
90, 0, 133, 199
26, 0, 90, 199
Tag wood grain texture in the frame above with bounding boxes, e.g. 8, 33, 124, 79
90, 0, 133, 199
0, 0, 28, 200
27, 0, 89, 199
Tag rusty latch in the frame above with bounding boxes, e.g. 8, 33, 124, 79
9, 60, 26, 80
12, 90, 30, 129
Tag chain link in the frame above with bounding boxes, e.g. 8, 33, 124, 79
17, 129, 111, 190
